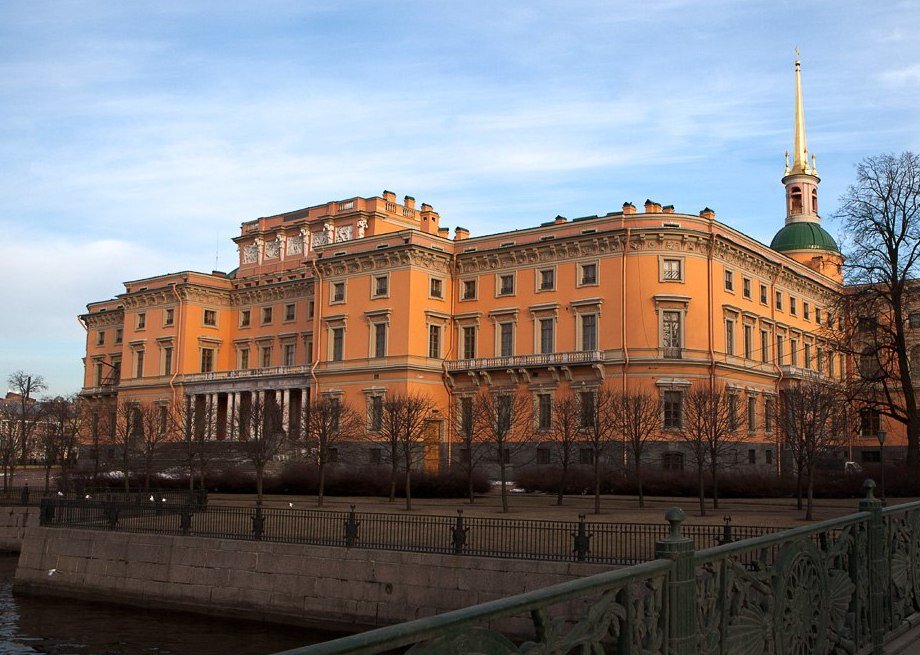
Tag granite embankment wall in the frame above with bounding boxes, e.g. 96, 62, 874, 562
0, 507, 38, 552
14, 526, 610, 634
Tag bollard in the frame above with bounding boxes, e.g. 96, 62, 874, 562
720, 514, 733, 545
344, 505, 360, 548
104, 501, 120, 529
654, 508, 697, 655
39, 498, 54, 526
572, 514, 592, 562
451, 510, 468, 555
251, 505, 265, 541
20, 485, 29, 506
179, 507, 192, 536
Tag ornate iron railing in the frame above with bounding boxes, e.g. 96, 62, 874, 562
271, 480, 918, 654
445, 350, 604, 372
183, 364, 312, 383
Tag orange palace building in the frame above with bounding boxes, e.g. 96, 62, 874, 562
78, 60, 896, 472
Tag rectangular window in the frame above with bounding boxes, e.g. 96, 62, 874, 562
536, 448, 550, 465
579, 392, 596, 430
663, 391, 682, 429
539, 268, 555, 291
766, 449, 774, 465
283, 343, 295, 366
724, 269, 734, 291
203, 309, 217, 326
96, 330, 105, 346
748, 449, 756, 465
332, 282, 345, 303
261, 346, 272, 368
370, 396, 383, 432
240, 348, 250, 369
775, 291, 783, 311
662, 258, 682, 281
428, 325, 441, 358
776, 335, 785, 365
803, 302, 810, 320
332, 327, 344, 362
307, 301, 315, 318
744, 324, 753, 359
462, 279, 477, 300
200, 348, 213, 373
284, 303, 295, 322
817, 348, 824, 373
135, 350, 145, 378
374, 323, 387, 358
262, 307, 273, 324
760, 284, 768, 304
829, 352, 836, 378
95, 361, 104, 385
499, 322, 514, 357
498, 274, 515, 296
429, 278, 443, 299
804, 342, 812, 369
581, 314, 598, 351
136, 313, 146, 330
539, 318, 554, 354
240, 309, 251, 327
815, 307, 822, 324
162, 346, 173, 375
115, 328, 123, 344
728, 395, 738, 431
742, 278, 751, 299
373, 275, 389, 298
164, 308, 174, 326
459, 397, 474, 437
158, 405, 168, 435
580, 262, 598, 285
761, 330, 770, 363
765, 397, 774, 433
790, 339, 798, 366
662, 310, 682, 358
538, 394, 552, 430
859, 408, 881, 437
462, 326, 476, 359
579, 448, 594, 465
747, 396, 756, 431
790, 297, 797, 316
725, 319, 735, 356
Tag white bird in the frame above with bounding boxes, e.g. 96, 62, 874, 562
161, 497, 166, 503
288, 502, 294, 508
149, 495, 155, 502
84, 494, 91, 499
47, 568, 57, 576
57, 491, 63, 496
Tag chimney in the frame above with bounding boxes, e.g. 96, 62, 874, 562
437, 227, 450, 238
382, 190, 396, 202
699, 207, 716, 220
554, 215, 567, 224
454, 227, 470, 241
644, 199, 662, 213
662, 204, 675, 214
622, 202, 637, 215
419, 205, 439, 233
404, 195, 416, 210
420, 203, 433, 212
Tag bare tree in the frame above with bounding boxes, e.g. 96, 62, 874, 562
175, 395, 220, 494
301, 396, 362, 507
831, 152, 920, 468
679, 384, 738, 516
612, 390, 662, 509
543, 392, 581, 506
108, 400, 142, 492
454, 395, 489, 504
134, 401, 179, 492
0, 404, 20, 493
235, 394, 286, 502
40, 395, 84, 493
578, 385, 619, 515
367, 393, 436, 511
7, 372, 47, 469
780, 380, 845, 520
472, 389, 533, 513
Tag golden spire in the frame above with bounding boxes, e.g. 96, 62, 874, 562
790, 49, 813, 176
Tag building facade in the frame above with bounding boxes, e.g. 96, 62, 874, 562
78, 60, 899, 474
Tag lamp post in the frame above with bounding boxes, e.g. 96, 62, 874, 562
877, 428, 886, 503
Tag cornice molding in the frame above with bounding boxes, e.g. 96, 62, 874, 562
230, 279, 314, 306
314, 245, 451, 277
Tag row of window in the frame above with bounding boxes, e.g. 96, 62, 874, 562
458, 314, 598, 359
723, 318, 840, 373
458, 262, 598, 301
722, 269, 825, 322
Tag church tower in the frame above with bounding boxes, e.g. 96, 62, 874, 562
770, 54, 843, 282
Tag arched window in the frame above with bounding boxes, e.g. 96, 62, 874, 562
811, 189, 818, 213
790, 187, 803, 214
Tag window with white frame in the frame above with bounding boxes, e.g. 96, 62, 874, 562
538, 268, 555, 291
724, 269, 734, 292
498, 273, 515, 296
662, 258, 682, 281
284, 303, 296, 322
331, 281, 346, 303
743, 324, 753, 359
373, 275, 389, 298
240, 309, 251, 327
662, 310, 682, 358
331, 327, 345, 362
261, 345, 272, 368
579, 262, 598, 286
747, 396, 757, 432
499, 322, 514, 357
203, 309, 217, 327
537, 393, 552, 431
461, 279, 477, 300
428, 324, 442, 358
663, 390, 682, 429
539, 318, 555, 354
283, 343, 295, 366
135, 349, 145, 378
725, 319, 735, 356
429, 277, 443, 299
462, 325, 476, 359
199, 348, 213, 373
372, 322, 387, 358
581, 313, 598, 351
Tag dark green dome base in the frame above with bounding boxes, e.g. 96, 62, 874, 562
770, 222, 839, 253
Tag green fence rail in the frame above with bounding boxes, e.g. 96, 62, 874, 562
273, 480, 918, 655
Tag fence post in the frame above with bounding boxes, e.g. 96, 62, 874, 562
39, 498, 53, 526
654, 507, 697, 655
859, 479, 885, 655
451, 510, 468, 555
251, 504, 265, 541
180, 507, 192, 536
20, 485, 29, 506
344, 505, 360, 548
572, 514, 592, 561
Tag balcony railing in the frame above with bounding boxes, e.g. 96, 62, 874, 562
183, 365, 312, 383
778, 364, 825, 380
445, 350, 604, 372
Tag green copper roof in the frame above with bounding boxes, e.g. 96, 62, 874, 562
770, 222, 839, 253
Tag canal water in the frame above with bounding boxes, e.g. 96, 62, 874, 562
0, 557, 337, 655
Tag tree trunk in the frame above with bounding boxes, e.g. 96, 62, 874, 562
256, 465, 264, 503
635, 460, 644, 509
405, 467, 412, 512
467, 467, 475, 504
698, 464, 706, 517
557, 465, 567, 506
44, 465, 51, 494
500, 459, 508, 513
805, 467, 814, 521
711, 461, 719, 510
795, 467, 804, 510
593, 456, 601, 515
389, 463, 397, 502
317, 461, 326, 508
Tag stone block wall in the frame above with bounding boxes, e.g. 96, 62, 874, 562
0, 506, 38, 553
14, 526, 611, 635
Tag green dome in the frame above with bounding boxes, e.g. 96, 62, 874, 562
770, 222, 839, 253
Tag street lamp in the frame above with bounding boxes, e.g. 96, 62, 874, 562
877, 428, 887, 504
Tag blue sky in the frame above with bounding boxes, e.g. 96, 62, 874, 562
1, 0, 919, 396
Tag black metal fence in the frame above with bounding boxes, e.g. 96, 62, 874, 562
0, 486, 207, 510
38, 498, 782, 565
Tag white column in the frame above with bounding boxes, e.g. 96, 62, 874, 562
223, 393, 233, 441
207, 394, 217, 440
281, 388, 291, 434
229, 392, 240, 440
